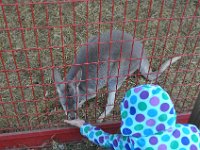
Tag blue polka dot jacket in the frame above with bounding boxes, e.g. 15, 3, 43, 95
80, 84, 200, 150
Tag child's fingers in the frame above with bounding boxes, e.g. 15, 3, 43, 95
64, 120, 79, 126
64, 119, 85, 128
64, 120, 75, 125
64, 119, 78, 123
64, 120, 69, 123
64, 120, 71, 124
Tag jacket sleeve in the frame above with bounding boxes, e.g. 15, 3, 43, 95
80, 123, 130, 149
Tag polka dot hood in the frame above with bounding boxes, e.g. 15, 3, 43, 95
80, 84, 200, 149
120, 84, 176, 137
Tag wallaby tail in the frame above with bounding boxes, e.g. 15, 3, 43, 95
141, 56, 181, 81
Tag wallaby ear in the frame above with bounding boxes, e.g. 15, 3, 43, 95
52, 68, 65, 93
73, 69, 82, 86
52, 68, 62, 82
76, 69, 82, 80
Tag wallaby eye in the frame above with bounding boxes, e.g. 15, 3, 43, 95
66, 87, 74, 96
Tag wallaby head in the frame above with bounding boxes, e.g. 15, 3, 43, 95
52, 68, 82, 119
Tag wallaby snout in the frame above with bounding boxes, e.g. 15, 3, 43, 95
52, 68, 82, 119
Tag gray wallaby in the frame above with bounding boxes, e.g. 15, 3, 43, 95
52, 30, 181, 122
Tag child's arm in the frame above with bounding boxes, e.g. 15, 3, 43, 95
80, 123, 115, 148
65, 119, 129, 148
81, 123, 134, 149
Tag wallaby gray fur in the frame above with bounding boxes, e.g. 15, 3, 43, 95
52, 30, 181, 122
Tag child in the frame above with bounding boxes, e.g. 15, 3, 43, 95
65, 84, 200, 150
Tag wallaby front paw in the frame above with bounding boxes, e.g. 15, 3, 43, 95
97, 118, 104, 123
97, 115, 104, 123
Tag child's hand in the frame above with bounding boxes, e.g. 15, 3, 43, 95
64, 119, 85, 128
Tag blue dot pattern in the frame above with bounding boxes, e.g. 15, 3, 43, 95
80, 84, 200, 149
120, 84, 176, 137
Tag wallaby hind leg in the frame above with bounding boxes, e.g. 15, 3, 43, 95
140, 56, 181, 81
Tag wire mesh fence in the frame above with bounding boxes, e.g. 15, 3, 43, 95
0, 0, 199, 149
